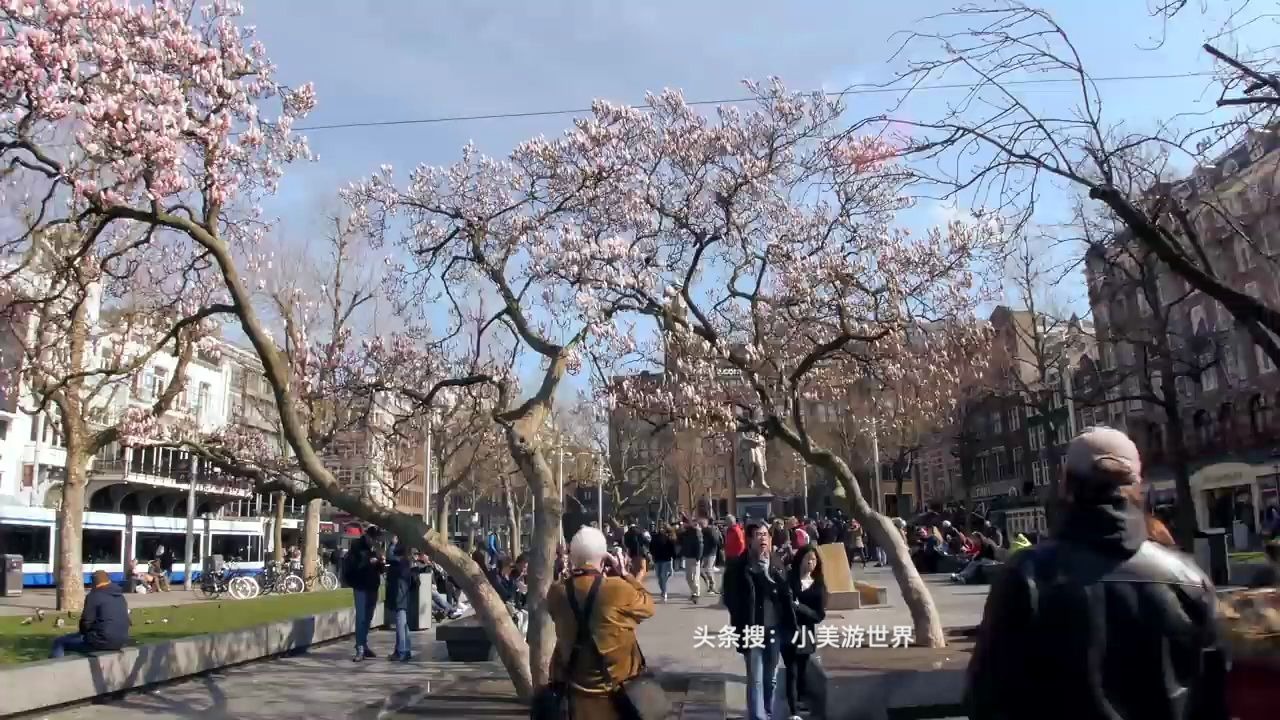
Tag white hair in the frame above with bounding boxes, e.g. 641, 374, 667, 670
569, 526, 608, 569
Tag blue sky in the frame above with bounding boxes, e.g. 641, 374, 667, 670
235, 1, 1254, 391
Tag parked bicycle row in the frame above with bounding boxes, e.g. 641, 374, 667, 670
194, 559, 339, 600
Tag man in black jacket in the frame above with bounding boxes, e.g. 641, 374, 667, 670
342, 526, 384, 662
681, 517, 705, 602
966, 427, 1227, 720
700, 517, 721, 595
723, 521, 791, 720
50, 570, 130, 658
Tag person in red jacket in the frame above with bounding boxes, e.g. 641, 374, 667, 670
723, 514, 746, 560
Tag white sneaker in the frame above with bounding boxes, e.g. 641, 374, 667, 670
661, 593, 668, 602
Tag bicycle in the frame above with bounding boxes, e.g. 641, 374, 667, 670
257, 560, 304, 595
301, 568, 339, 591
194, 561, 259, 600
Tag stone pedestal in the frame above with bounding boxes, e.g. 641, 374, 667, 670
810, 632, 975, 720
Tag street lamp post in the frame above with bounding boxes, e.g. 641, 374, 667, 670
557, 439, 565, 545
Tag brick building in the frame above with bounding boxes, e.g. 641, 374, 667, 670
1081, 128, 1280, 542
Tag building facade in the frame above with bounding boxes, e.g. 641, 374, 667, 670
1082, 128, 1280, 543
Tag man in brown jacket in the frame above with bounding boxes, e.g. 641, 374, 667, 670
547, 526, 655, 720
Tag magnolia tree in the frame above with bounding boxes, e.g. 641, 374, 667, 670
0, 0, 257, 608
357, 80, 1004, 647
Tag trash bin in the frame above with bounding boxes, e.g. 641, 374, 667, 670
407, 570, 433, 632
1195, 528, 1230, 586
2, 555, 22, 597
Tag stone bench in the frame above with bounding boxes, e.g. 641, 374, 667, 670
436, 616, 496, 662
809, 628, 973, 720
0, 602, 383, 717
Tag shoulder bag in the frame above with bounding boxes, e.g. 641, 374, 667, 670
530, 574, 604, 720
568, 579, 670, 720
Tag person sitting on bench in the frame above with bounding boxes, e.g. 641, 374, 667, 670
50, 570, 130, 658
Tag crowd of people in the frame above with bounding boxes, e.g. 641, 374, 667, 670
43, 423, 1280, 720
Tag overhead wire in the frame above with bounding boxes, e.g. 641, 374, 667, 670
289, 71, 1220, 134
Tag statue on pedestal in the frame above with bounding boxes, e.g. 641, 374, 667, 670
736, 431, 769, 490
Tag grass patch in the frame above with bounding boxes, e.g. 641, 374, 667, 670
1230, 551, 1266, 563
0, 589, 351, 666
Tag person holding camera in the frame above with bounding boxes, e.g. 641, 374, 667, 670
546, 526, 657, 719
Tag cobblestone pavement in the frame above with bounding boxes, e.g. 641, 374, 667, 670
35, 566, 990, 719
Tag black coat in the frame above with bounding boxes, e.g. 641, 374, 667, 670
80, 583, 130, 651
701, 525, 722, 560
722, 554, 793, 654
384, 557, 427, 612
680, 526, 704, 560
650, 533, 677, 563
785, 573, 827, 657
342, 538, 383, 591
966, 500, 1228, 720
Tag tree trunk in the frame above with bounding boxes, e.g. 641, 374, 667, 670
435, 487, 451, 538
802, 448, 946, 647
504, 423, 560, 692
55, 453, 89, 612
271, 492, 285, 563
301, 498, 322, 589
1162, 406, 1197, 551
502, 476, 522, 559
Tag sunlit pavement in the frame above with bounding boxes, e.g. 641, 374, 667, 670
37, 566, 989, 719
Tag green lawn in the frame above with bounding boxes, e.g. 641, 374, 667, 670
1229, 551, 1266, 563
0, 590, 351, 666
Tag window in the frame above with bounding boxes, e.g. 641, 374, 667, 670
1055, 423, 1069, 445
1224, 341, 1241, 381
209, 534, 252, 562
82, 529, 123, 564
0, 524, 51, 563
1120, 342, 1136, 366
1203, 365, 1219, 392
1012, 447, 1024, 479
334, 467, 354, 486
1190, 305, 1209, 335
1127, 377, 1143, 410
1259, 343, 1276, 374
1008, 407, 1021, 431
991, 447, 1004, 480
1234, 238, 1253, 272
1032, 460, 1045, 487
195, 382, 211, 417
1150, 371, 1163, 399
1101, 342, 1115, 370
992, 412, 1003, 434
135, 532, 197, 564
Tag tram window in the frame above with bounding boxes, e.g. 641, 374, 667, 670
210, 534, 251, 562
0, 524, 51, 563
248, 534, 263, 562
83, 529, 123, 563
135, 532, 196, 562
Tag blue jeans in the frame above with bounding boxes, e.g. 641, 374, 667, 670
393, 609, 410, 657
49, 633, 92, 658
431, 589, 452, 613
745, 635, 781, 720
656, 560, 672, 596
352, 587, 378, 651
